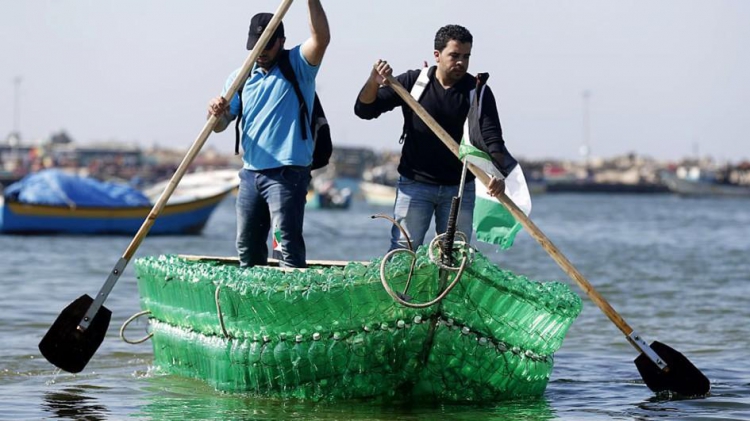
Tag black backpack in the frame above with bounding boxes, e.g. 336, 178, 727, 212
234, 50, 332, 170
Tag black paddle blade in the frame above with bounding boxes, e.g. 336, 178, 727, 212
38, 295, 112, 374
635, 340, 710, 397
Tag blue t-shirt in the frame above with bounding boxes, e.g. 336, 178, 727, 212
223, 45, 319, 170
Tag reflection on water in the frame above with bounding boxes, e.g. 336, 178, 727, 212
137, 375, 555, 421
42, 387, 110, 421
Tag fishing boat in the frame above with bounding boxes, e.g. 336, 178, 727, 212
133, 245, 582, 402
359, 181, 396, 207
663, 167, 750, 197
1, 169, 237, 235
306, 188, 352, 210
306, 178, 353, 210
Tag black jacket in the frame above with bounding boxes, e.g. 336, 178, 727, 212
355, 66, 504, 185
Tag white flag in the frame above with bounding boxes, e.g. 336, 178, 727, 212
459, 75, 531, 250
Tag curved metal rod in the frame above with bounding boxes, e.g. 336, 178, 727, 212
215, 285, 229, 338
371, 213, 417, 294
379, 248, 469, 309
371, 213, 413, 252
119, 310, 153, 345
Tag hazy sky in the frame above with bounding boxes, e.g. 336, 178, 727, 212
1, 0, 749, 162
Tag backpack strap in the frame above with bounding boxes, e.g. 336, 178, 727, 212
233, 50, 311, 155
276, 50, 310, 140
410, 66, 431, 101
234, 87, 243, 155
469, 72, 489, 115
399, 66, 431, 144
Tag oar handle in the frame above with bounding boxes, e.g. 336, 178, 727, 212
77, 0, 295, 331
383, 73, 635, 338
122, 4, 291, 262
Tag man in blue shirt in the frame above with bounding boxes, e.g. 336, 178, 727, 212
208, 1, 330, 268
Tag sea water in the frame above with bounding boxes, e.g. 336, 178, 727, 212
1, 193, 749, 420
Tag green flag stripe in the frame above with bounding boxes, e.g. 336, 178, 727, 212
473, 196, 522, 249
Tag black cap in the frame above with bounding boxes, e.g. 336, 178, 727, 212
246, 12, 285, 51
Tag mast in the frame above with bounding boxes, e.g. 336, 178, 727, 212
581, 89, 591, 175
12, 76, 22, 142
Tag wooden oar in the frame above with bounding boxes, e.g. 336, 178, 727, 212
38, 0, 295, 374
383, 72, 710, 397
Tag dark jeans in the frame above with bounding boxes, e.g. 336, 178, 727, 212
390, 176, 475, 251
236, 166, 311, 268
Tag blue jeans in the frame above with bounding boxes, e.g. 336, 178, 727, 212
236, 166, 311, 268
390, 176, 475, 251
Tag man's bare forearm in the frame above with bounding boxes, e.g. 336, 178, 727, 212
210, 112, 233, 133
301, 0, 330, 66
308, 0, 330, 46
358, 78, 380, 104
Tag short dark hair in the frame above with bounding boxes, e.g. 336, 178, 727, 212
434, 25, 473, 51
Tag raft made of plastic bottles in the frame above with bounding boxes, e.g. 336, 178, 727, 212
133, 247, 582, 402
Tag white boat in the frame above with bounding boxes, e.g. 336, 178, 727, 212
359, 181, 396, 207
143, 169, 240, 204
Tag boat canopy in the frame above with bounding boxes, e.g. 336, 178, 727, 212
3, 169, 150, 207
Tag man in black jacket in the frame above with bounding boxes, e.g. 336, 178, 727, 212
355, 24, 505, 250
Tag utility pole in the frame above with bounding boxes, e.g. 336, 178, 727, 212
581, 90, 591, 175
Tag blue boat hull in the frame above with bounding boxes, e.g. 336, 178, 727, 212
1, 191, 229, 235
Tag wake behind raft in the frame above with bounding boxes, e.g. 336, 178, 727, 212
129, 234, 582, 402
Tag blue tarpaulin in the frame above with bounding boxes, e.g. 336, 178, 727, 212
3, 169, 150, 207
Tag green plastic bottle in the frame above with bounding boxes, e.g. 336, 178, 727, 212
349, 327, 368, 375
292, 333, 313, 385
391, 320, 407, 368
351, 325, 374, 396
376, 322, 393, 370
473, 336, 494, 385
247, 335, 263, 393
273, 333, 294, 389
227, 339, 249, 391
308, 332, 330, 383
327, 332, 350, 390
458, 327, 478, 381
402, 316, 425, 376
259, 335, 277, 391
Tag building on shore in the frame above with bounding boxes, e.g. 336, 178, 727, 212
3, 130, 748, 196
